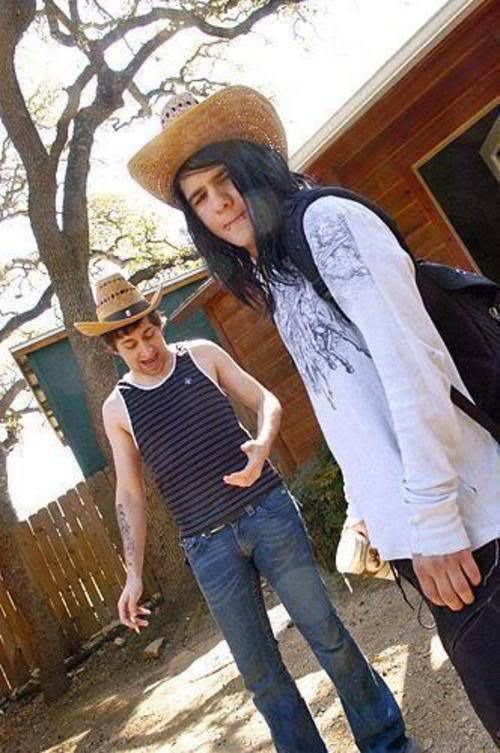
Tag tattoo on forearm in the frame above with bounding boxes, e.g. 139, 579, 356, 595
116, 503, 135, 567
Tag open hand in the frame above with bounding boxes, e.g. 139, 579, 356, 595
117, 575, 151, 632
413, 548, 481, 611
223, 440, 268, 488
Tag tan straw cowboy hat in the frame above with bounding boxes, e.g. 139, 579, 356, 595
74, 273, 162, 337
128, 86, 288, 207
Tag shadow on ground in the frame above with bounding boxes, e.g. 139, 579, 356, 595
1, 573, 496, 753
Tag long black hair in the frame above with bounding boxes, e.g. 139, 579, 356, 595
172, 140, 311, 314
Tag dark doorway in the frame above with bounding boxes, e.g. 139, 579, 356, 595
419, 105, 500, 282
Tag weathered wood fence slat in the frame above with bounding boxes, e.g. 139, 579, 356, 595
0, 470, 159, 697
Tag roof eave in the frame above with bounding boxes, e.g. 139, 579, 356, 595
291, 0, 485, 172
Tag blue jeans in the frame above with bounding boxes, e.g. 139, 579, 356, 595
181, 485, 409, 752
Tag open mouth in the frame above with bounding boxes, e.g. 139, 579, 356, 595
141, 354, 160, 370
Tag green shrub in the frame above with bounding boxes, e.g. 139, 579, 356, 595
289, 446, 346, 572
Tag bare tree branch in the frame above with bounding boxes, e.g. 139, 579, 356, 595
0, 379, 25, 417
186, 1, 305, 39
0, 284, 55, 341
114, 2, 304, 85
15, 404, 38, 417
0, 2, 56, 192
44, 0, 76, 48
0, 0, 61, 262
50, 65, 94, 165
127, 256, 200, 287
90, 250, 134, 269
129, 264, 166, 286
89, 0, 114, 23
3, 256, 40, 275
0, 160, 27, 222
68, 0, 81, 27
126, 81, 152, 118
97, 0, 302, 55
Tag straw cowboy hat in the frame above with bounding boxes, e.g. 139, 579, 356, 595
128, 85, 288, 207
74, 273, 162, 337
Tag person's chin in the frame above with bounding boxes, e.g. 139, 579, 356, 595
226, 232, 252, 250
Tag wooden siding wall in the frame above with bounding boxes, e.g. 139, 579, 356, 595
205, 290, 323, 475
310, 0, 499, 273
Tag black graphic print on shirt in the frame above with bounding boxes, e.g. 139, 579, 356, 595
273, 211, 375, 403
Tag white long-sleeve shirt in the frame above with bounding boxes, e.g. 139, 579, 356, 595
271, 196, 500, 560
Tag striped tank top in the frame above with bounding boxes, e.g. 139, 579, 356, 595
116, 343, 281, 537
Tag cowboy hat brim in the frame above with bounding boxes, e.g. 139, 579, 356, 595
74, 287, 163, 337
127, 86, 288, 207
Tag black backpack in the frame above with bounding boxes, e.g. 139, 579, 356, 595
281, 187, 500, 442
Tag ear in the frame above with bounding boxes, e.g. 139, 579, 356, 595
104, 342, 118, 356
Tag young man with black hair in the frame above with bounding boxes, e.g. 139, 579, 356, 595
128, 85, 500, 746
75, 272, 415, 753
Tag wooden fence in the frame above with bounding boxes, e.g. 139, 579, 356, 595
0, 470, 158, 697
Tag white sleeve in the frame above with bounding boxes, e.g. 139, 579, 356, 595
303, 196, 470, 556
342, 479, 363, 526
344, 502, 364, 528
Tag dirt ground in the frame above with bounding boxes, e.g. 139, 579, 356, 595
1, 572, 496, 753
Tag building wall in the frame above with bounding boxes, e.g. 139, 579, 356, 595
309, 0, 499, 275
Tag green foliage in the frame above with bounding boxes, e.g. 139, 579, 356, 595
88, 194, 163, 261
87, 194, 200, 277
289, 445, 346, 572
2, 411, 22, 442
27, 87, 61, 131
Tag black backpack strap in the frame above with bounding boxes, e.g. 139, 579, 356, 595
451, 387, 500, 442
281, 186, 500, 443
282, 186, 415, 321
282, 186, 413, 257
416, 259, 500, 293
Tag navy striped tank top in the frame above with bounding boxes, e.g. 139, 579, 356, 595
117, 344, 281, 537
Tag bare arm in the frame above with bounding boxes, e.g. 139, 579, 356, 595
216, 345, 281, 452
191, 341, 282, 487
103, 393, 150, 631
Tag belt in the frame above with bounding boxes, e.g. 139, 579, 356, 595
202, 503, 257, 536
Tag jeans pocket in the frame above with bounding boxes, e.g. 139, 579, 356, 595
258, 486, 297, 518
180, 534, 205, 557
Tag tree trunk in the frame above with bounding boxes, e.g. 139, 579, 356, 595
142, 467, 198, 607
0, 448, 70, 701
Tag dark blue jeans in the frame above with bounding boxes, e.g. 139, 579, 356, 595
393, 538, 500, 748
181, 485, 409, 752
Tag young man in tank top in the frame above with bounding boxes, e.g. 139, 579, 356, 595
75, 273, 417, 753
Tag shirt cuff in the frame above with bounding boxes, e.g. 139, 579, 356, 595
408, 499, 471, 556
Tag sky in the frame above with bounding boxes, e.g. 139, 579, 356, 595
2, 0, 451, 517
